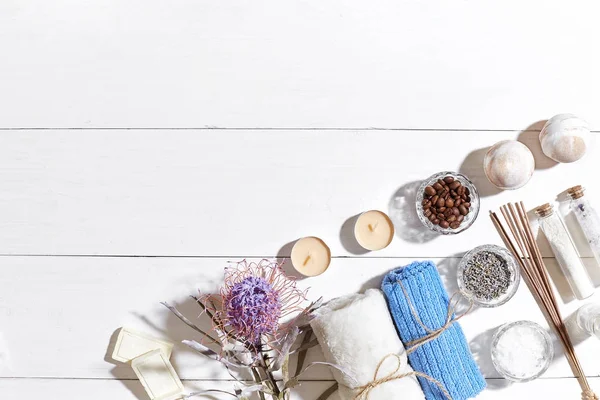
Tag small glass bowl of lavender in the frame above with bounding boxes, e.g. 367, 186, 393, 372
457, 244, 520, 307
491, 320, 553, 382
416, 171, 480, 235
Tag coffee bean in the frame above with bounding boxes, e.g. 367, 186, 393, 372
422, 175, 474, 231
449, 181, 461, 190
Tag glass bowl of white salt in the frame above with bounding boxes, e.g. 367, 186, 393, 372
491, 320, 554, 382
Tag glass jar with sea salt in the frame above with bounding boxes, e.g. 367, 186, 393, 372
491, 320, 553, 382
535, 203, 594, 300
568, 185, 600, 266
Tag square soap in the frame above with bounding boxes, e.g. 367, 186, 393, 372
131, 349, 184, 400
112, 327, 174, 363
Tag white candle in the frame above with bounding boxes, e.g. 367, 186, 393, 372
354, 210, 394, 251
290, 236, 331, 277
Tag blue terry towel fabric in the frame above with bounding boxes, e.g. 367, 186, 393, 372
381, 260, 486, 400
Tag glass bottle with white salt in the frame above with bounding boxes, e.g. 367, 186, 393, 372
535, 203, 594, 300
576, 303, 600, 339
567, 185, 600, 266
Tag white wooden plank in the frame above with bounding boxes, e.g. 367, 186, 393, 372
0, 1, 598, 129
1, 256, 600, 380
1, 131, 599, 258
0, 378, 338, 400
1, 377, 599, 400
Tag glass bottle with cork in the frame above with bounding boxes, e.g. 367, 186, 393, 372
567, 185, 600, 266
576, 303, 600, 339
535, 203, 594, 300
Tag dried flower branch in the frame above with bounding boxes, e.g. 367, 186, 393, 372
164, 259, 343, 400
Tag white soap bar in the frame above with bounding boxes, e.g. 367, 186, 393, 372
112, 327, 174, 363
132, 349, 185, 400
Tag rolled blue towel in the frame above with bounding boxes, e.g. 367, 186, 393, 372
381, 260, 486, 400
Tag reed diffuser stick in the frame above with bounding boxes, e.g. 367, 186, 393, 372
490, 203, 598, 400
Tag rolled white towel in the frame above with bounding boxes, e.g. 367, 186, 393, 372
310, 289, 425, 400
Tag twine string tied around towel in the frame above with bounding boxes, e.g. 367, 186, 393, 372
399, 280, 474, 354
353, 354, 451, 400
353, 281, 474, 400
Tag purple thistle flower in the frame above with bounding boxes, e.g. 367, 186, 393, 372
203, 259, 309, 348
224, 276, 282, 345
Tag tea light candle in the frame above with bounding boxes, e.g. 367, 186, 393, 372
290, 236, 331, 277
354, 210, 394, 250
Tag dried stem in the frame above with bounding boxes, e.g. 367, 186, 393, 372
251, 368, 267, 400
316, 383, 339, 400
259, 348, 281, 398
295, 329, 313, 376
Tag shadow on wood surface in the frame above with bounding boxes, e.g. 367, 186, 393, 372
469, 326, 512, 390
517, 120, 557, 171
459, 147, 502, 198
388, 181, 439, 244
339, 214, 369, 255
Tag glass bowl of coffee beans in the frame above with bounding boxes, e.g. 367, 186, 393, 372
416, 171, 480, 234
457, 244, 520, 307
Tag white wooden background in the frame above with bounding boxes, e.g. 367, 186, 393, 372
1, 1, 600, 399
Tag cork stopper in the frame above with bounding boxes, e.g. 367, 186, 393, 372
535, 203, 554, 218
567, 185, 585, 200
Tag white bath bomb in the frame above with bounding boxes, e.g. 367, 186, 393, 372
539, 114, 591, 163
484, 140, 535, 190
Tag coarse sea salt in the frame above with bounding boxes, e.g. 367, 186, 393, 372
492, 324, 549, 380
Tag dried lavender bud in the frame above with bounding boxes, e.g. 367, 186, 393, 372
463, 250, 511, 301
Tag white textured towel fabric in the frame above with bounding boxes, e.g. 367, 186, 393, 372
310, 289, 425, 400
